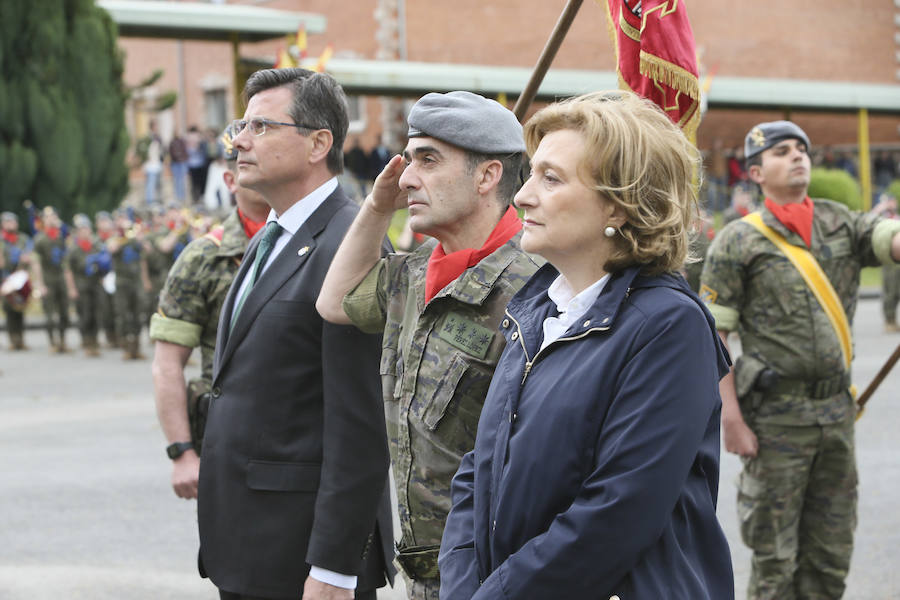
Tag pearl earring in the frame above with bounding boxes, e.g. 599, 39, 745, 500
604, 226, 617, 238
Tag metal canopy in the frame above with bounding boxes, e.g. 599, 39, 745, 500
98, 0, 326, 42
242, 57, 900, 114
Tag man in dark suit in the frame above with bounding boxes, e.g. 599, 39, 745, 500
197, 67, 394, 600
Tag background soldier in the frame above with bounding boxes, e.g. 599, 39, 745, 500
31, 207, 71, 353
145, 204, 192, 324
1, 211, 33, 350
318, 91, 538, 599
94, 211, 119, 348
107, 210, 151, 360
872, 193, 900, 332
701, 121, 900, 599
150, 125, 269, 499
64, 213, 109, 356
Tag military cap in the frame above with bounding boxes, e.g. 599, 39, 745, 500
221, 123, 238, 162
744, 120, 811, 160
407, 91, 525, 154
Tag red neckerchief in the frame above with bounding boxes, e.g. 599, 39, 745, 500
77, 238, 93, 253
46, 227, 60, 241
425, 206, 522, 303
238, 209, 266, 239
2, 231, 17, 244
98, 231, 111, 241
765, 196, 814, 248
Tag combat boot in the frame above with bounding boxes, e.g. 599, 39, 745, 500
57, 331, 69, 354
48, 330, 60, 354
85, 335, 101, 357
9, 333, 27, 351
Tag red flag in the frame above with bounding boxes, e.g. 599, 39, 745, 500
603, 0, 701, 137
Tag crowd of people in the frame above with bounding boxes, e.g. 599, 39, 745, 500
0, 143, 256, 359
4, 66, 900, 600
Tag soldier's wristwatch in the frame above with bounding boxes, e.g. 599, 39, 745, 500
166, 441, 194, 460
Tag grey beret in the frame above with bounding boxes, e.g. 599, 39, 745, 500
745, 120, 811, 160
1, 211, 18, 221
408, 91, 525, 154
221, 123, 238, 162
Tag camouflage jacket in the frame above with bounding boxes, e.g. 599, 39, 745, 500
149, 211, 247, 381
2, 232, 31, 273
701, 198, 900, 425
66, 237, 106, 286
33, 231, 67, 282
343, 233, 538, 553
110, 236, 145, 282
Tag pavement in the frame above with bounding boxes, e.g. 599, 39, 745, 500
1, 297, 898, 599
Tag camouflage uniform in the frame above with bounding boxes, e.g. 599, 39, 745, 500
884, 262, 900, 327
700, 198, 900, 599
110, 235, 146, 355
66, 236, 109, 352
148, 211, 247, 450
32, 231, 70, 349
145, 228, 191, 323
342, 234, 537, 598
2, 231, 32, 349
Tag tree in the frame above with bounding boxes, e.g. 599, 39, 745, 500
808, 167, 863, 212
0, 0, 129, 223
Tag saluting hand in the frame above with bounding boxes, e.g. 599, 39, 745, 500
367, 154, 408, 216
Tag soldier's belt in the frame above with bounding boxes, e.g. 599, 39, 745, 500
395, 543, 439, 581
763, 373, 850, 399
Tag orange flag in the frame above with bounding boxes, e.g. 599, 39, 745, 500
603, 0, 701, 138
314, 44, 334, 73
296, 25, 308, 61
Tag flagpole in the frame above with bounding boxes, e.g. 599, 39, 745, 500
513, 0, 585, 123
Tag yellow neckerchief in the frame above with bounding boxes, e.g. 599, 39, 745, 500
742, 212, 853, 372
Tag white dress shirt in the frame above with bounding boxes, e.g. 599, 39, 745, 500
230, 177, 337, 323
228, 177, 357, 590
539, 273, 611, 352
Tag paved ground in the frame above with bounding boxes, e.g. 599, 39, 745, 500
1, 297, 898, 599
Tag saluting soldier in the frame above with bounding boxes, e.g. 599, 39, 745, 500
700, 121, 900, 599
318, 92, 538, 599
150, 125, 268, 499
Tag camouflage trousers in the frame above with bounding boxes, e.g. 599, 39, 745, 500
41, 276, 70, 337
882, 262, 900, 323
401, 575, 440, 600
738, 418, 857, 600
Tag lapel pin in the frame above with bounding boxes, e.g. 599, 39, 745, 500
298, 246, 310, 256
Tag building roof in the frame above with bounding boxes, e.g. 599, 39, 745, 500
98, 0, 326, 42
243, 57, 900, 114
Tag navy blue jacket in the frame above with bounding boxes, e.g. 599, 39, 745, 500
439, 264, 734, 599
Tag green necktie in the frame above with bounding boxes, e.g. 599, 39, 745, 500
230, 221, 282, 330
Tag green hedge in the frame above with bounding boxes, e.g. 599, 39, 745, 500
808, 168, 862, 211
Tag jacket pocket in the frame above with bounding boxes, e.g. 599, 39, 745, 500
422, 354, 470, 431
246, 459, 321, 492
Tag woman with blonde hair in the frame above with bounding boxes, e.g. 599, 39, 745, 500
439, 91, 734, 599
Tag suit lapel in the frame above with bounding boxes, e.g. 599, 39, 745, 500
213, 233, 260, 379
214, 189, 347, 378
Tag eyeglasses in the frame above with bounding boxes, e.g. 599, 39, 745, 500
231, 117, 322, 137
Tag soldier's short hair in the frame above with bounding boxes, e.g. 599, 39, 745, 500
522, 90, 700, 275
243, 68, 349, 176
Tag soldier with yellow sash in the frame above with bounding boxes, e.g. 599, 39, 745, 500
700, 121, 900, 599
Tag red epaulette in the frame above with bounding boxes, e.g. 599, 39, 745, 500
203, 226, 225, 247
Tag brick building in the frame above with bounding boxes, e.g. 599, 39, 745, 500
115, 0, 900, 159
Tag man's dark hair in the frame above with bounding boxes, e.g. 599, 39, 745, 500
243, 68, 349, 175
464, 151, 525, 207
745, 153, 762, 170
